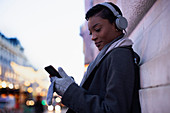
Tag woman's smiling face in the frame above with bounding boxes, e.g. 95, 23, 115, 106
88, 16, 118, 51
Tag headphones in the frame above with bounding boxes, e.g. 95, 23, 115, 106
100, 2, 128, 30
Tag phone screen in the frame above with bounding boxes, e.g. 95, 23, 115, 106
44, 65, 62, 78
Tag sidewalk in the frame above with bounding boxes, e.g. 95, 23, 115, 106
44, 107, 68, 113
61, 108, 68, 113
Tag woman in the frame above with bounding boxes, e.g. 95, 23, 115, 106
47, 2, 141, 113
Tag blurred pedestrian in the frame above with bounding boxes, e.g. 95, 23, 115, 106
47, 2, 141, 113
34, 96, 44, 113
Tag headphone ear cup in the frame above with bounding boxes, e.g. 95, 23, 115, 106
115, 16, 128, 30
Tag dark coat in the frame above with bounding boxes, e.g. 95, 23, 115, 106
62, 46, 141, 113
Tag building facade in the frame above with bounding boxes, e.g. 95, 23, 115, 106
0, 32, 50, 112
80, 0, 170, 112
0, 32, 31, 89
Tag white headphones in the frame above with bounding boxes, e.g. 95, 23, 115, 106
100, 2, 128, 30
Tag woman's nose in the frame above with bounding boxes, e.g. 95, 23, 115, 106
91, 34, 97, 41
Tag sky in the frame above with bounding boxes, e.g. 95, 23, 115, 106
0, 0, 86, 84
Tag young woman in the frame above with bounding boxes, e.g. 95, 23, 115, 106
47, 2, 141, 113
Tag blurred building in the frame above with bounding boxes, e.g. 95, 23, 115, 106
0, 32, 32, 91
0, 32, 38, 111
80, 0, 170, 112
0, 32, 25, 111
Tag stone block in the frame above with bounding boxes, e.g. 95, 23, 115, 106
140, 50, 170, 88
139, 85, 170, 113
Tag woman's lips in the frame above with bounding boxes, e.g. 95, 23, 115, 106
95, 41, 102, 47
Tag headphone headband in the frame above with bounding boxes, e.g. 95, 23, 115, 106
100, 2, 120, 17
99, 2, 128, 30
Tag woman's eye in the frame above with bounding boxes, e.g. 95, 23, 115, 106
95, 28, 101, 32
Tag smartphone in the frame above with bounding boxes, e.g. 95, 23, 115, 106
44, 65, 62, 78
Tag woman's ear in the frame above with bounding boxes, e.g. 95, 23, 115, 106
112, 22, 123, 34
112, 22, 118, 31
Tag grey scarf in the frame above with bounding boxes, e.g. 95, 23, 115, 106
80, 35, 133, 86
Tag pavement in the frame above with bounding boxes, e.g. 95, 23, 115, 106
44, 107, 68, 113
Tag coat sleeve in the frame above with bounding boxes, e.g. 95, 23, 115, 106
62, 48, 135, 113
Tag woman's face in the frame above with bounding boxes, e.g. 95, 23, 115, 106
88, 16, 118, 51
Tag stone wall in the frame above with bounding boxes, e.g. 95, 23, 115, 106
115, 0, 156, 37
129, 0, 170, 112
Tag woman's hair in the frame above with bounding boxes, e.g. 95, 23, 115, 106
85, 2, 122, 24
